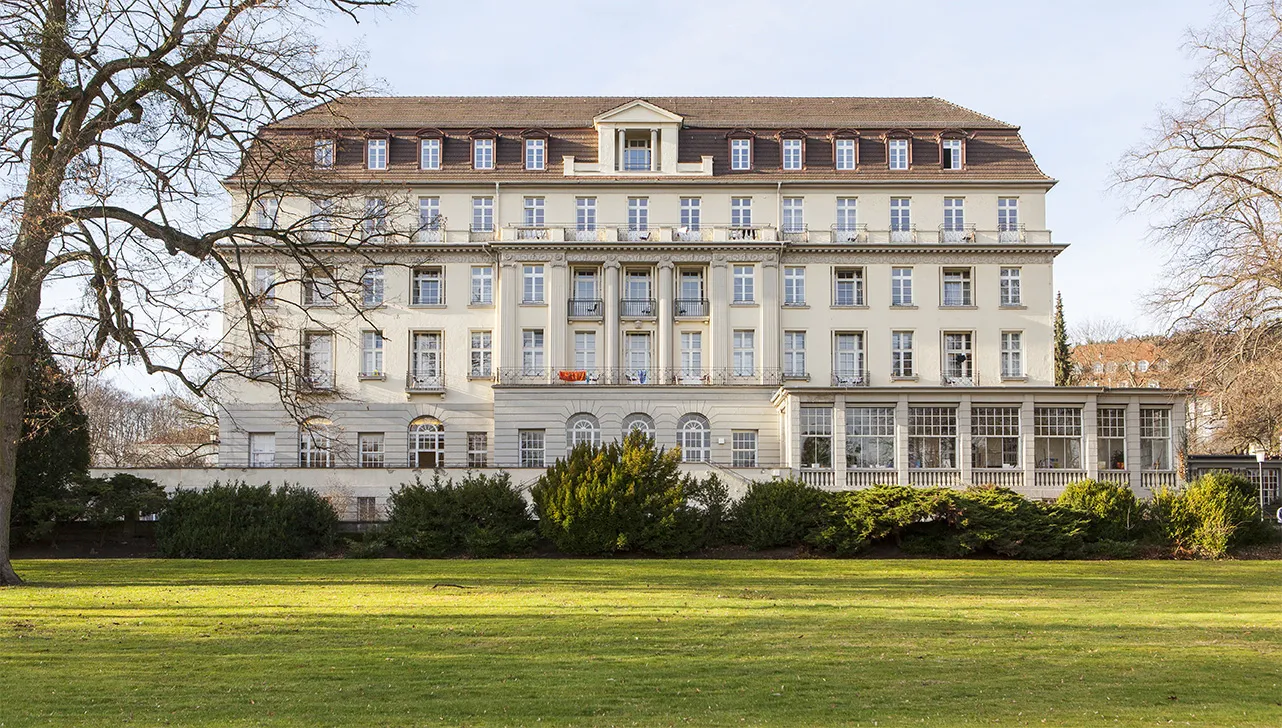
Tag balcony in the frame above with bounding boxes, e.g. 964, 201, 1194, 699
568, 298, 604, 320
830, 224, 868, 243
619, 227, 656, 242
406, 370, 445, 393
469, 225, 495, 242
513, 225, 549, 241
907, 468, 961, 488
796, 468, 836, 489
415, 226, 445, 243
727, 225, 775, 241
565, 227, 608, 242
939, 224, 977, 243
674, 298, 709, 318
493, 367, 782, 386
620, 298, 656, 318
831, 371, 870, 388
297, 370, 335, 392
970, 468, 1023, 489
846, 469, 895, 489
671, 227, 708, 242
779, 225, 809, 243
1141, 470, 1178, 490
1034, 469, 1087, 489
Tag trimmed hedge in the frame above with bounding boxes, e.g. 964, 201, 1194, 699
385, 472, 536, 557
156, 481, 337, 558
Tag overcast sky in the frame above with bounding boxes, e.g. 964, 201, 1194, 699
318, 0, 1220, 333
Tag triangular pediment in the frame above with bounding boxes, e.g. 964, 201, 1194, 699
594, 99, 683, 126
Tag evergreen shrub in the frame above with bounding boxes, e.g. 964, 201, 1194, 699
729, 478, 826, 550
386, 472, 536, 557
156, 481, 337, 558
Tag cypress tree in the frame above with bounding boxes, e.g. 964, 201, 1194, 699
1054, 292, 1072, 386
10, 332, 91, 540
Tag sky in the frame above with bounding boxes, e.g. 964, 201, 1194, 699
317, 0, 1221, 333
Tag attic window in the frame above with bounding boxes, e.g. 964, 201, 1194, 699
366, 138, 387, 170
942, 138, 964, 170
834, 138, 857, 170
473, 138, 494, 170
782, 138, 803, 170
730, 138, 752, 171
314, 138, 335, 169
888, 138, 909, 170
420, 138, 441, 170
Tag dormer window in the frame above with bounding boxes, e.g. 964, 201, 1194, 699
622, 133, 652, 171
473, 137, 494, 170
730, 138, 752, 171
525, 138, 545, 170
887, 138, 909, 170
420, 137, 441, 170
314, 138, 335, 169
941, 137, 964, 170
834, 138, 857, 170
366, 138, 387, 170
781, 137, 804, 170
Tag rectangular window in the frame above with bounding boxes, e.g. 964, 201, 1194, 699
833, 268, 864, 307
732, 264, 754, 303
522, 329, 544, 374
627, 197, 649, 231
730, 138, 752, 170
680, 197, 701, 231
410, 332, 442, 384
576, 197, 597, 232
307, 198, 334, 239
998, 197, 1020, 232
891, 331, 914, 377
419, 137, 441, 170
943, 332, 973, 379
302, 332, 334, 389
522, 196, 545, 228
800, 407, 833, 469
252, 266, 277, 303
679, 331, 703, 379
622, 136, 651, 171
1035, 408, 1083, 470
367, 138, 387, 170
523, 264, 545, 304
783, 266, 806, 305
971, 407, 1020, 469
358, 433, 385, 469
625, 332, 652, 381
834, 332, 865, 381
623, 269, 652, 315
470, 331, 493, 378
525, 138, 545, 170
679, 268, 705, 303
473, 137, 494, 169
733, 330, 756, 376
356, 497, 377, 521
782, 138, 803, 170
364, 197, 387, 238
942, 268, 973, 306
1098, 408, 1127, 471
360, 331, 384, 377
314, 138, 335, 169
574, 331, 597, 370
847, 407, 895, 469
888, 138, 909, 170
782, 197, 805, 233
1141, 409, 1172, 470
891, 267, 913, 306
249, 433, 276, 468
253, 198, 279, 228
471, 266, 493, 304
361, 267, 384, 307
730, 197, 752, 228
890, 197, 911, 233
784, 331, 807, 378
1001, 332, 1023, 378
1000, 267, 1022, 306
834, 138, 857, 170
943, 197, 965, 231
519, 430, 545, 468
835, 197, 858, 240
302, 270, 335, 307
467, 432, 489, 468
472, 197, 494, 233
732, 431, 759, 467
252, 332, 274, 377
941, 138, 963, 170
418, 196, 441, 235
411, 267, 444, 306
909, 407, 957, 469
573, 268, 599, 304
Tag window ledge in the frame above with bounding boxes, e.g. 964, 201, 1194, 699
781, 303, 809, 309
891, 375, 919, 381
999, 304, 1027, 310
730, 301, 758, 307
304, 303, 338, 309
409, 304, 447, 309
783, 373, 811, 381
358, 374, 387, 381
940, 305, 978, 310
890, 304, 918, 310
520, 301, 547, 307
467, 374, 493, 381
360, 304, 386, 311
1001, 375, 1029, 382
469, 302, 495, 309
832, 304, 869, 310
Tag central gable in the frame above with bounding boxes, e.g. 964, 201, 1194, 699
594, 99, 684, 127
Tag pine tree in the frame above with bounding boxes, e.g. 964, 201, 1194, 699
1054, 292, 1072, 386
10, 332, 91, 540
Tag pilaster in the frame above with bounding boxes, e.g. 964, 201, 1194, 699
657, 259, 674, 374
603, 260, 620, 370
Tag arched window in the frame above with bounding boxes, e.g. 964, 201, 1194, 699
409, 416, 445, 469
566, 413, 601, 452
622, 413, 654, 440
299, 417, 334, 468
677, 413, 710, 463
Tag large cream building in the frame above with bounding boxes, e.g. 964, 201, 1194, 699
131, 97, 1187, 516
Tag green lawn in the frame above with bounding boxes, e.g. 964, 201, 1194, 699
1, 560, 1279, 727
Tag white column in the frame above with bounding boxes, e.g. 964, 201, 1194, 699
617, 129, 626, 172
896, 395, 910, 485
833, 394, 848, 475
1126, 396, 1142, 492
760, 257, 779, 383
958, 395, 972, 481
657, 260, 674, 377
649, 128, 658, 171
1022, 395, 1036, 490
548, 260, 567, 370
710, 259, 730, 371
1084, 396, 1100, 480
604, 261, 620, 371
498, 260, 518, 371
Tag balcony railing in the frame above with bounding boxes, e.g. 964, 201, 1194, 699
943, 372, 980, 387
1034, 469, 1087, 489
674, 298, 709, 318
727, 225, 775, 241
513, 225, 549, 241
1141, 470, 1178, 490
415, 226, 445, 243
493, 367, 783, 386
469, 225, 495, 242
939, 223, 977, 243
846, 469, 895, 489
671, 227, 707, 242
970, 468, 1023, 489
888, 225, 917, 243
620, 298, 656, 318
297, 370, 335, 392
406, 370, 445, 393
568, 298, 604, 319
796, 468, 836, 489
830, 224, 868, 243
619, 227, 655, 242
779, 225, 809, 243
831, 371, 870, 388
565, 227, 608, 242
907, 468, 961, 488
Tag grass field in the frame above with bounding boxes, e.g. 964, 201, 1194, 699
1, 559, 1279, 727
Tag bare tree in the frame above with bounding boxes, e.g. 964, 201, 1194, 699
1166, 324, 1282, 453
1068, 316, 1135, 345
0, 0, 409, 584
1118, 1, 1282, 333
78, 380, 216, 467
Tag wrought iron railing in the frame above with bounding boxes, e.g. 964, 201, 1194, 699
674, 298, 709, 317
939, 223, 977, 243
405, 370, 445, 393
620, 298, 656, 318
831, 224, 868, 243
831, 371, 870, 387
493, 367, 784, 386
568, 298, 604, 319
